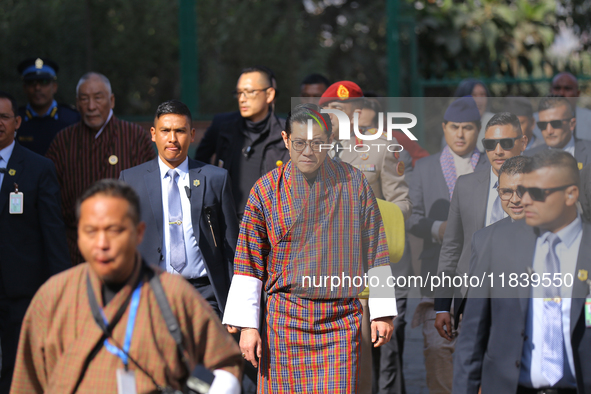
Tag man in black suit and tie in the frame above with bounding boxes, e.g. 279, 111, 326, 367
120, 100, 238, 318
435, 112, 528, 342
527, 96, 591, 168
0, 91, 70, 393
408, 96, 488, 394
455, 149, 590, 394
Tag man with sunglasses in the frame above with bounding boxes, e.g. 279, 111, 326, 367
15, 58, 80, 156
527, 96, 591, 168
503, 97, 545, 151
435, 112, 527, 342
455, 149, 591, 394
195, 66, 288, 220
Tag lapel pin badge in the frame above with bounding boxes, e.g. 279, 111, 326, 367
578, 162, 583, 170
578, 269, 588, 282
193, 180, 200, 187
8, 169, 15, 176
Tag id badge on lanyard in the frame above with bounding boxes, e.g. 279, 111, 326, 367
101, 283, 143, 394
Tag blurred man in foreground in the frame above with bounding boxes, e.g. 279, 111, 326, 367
10, 180, 242, 394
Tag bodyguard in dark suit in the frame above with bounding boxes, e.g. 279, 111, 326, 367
408, 97, 488, 394
455, 150, 590, 394
526, 96, 591, 168
195, 66, 288, 218
579, 163, 591, 222
0, 92, 69, 393
435, 112, 528, 340
120, 100, 238, 317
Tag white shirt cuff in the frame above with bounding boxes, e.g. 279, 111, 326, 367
210, 369, 241, 394
368, 265, 398, 320
222, 275, 262, 329
431, 220, 444, 243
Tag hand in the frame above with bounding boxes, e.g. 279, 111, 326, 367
434, 312, 453, 341
438, 221, 447, 241
226, 325, 239, 334
239, 328, 262, 368
371, 316, 395, 348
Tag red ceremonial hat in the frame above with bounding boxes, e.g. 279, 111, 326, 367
318, 81, 364, 107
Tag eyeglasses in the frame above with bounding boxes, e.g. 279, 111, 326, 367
290, 139, 327, 152
482, 137, 520, 151
536, 118, 573, 130
516, 184, 575, 202
233, 87, 271, 99
497, 187, 523, 201
24, 79, 53, 87
0, 113, 16, 122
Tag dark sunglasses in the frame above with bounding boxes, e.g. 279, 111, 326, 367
536, 118, 573, 130
516, 184, 575, 202
481, 137, 520, 151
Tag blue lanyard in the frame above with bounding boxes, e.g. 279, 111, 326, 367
102, 282, 143, 367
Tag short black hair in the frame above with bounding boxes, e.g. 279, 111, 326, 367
524, 149, 580, 188
240, 66, 275, 88
0, 91, 18, 116
538, 96, 574, 118
485, 112, 523, 136
285, 103, 332, 138
498, 156, 532, 178
301, 73, 330, 87
155, 100, 192, 122
76, 179, 141, 225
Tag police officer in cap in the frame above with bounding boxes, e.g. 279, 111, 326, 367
16, 57, 80, 155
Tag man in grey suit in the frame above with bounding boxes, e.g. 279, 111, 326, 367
455, 150, 590, 394
120, 100, 239, 318
408, 96, 488, 394
527, 96, 591, 168
434, 112, 527, 341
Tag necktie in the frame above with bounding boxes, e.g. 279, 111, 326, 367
490, 181, 504, 224
167, 169, 186, 272
541, 232, 564, 386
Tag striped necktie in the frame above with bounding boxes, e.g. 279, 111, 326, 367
167, 169, 186, 272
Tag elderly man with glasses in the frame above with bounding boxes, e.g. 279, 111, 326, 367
195, 66, 289, 220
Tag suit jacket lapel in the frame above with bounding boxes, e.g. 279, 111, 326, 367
474, 169, 490, 229
0, 143, 25, 214
571, 222, 591, 336
518, 224, 538, 315
574, 140, 588, 166
144, 160, 164, 242
188, 160, 205, 245
434, 154, 450, 201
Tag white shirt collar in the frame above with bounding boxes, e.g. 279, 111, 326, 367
539, 214, 582, 248
157, 156, 189, 179
0, 140, 16, 165
94, 109, 114, 139
562, 135, 576, 156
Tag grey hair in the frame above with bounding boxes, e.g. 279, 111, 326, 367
76, 72, 112, 97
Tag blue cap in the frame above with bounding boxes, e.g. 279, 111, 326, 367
18, 58, 58, 81
444, 96, 481, 123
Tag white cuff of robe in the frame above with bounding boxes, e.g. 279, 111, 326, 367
431, 220, 443, 244
210, 369, 240, 394
222, 275, 262, 329
368, 265, 398, 321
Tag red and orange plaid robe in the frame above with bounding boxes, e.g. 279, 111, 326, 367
236, 158, 390, 393
10, 260, 242, 393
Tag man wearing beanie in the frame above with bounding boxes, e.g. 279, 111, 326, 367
408, 96, 489, 394
320, 81, 411, 394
